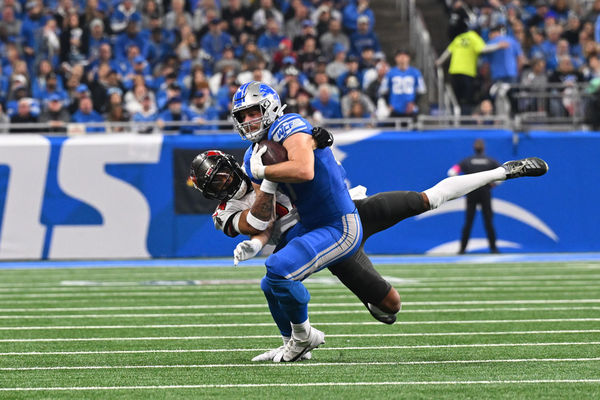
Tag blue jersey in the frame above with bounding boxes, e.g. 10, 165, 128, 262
244, 113, 356, 229
381, 66, 426, 114
485, 35, 522, 80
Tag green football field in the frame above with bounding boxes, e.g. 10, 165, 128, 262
1, 260, 599, 399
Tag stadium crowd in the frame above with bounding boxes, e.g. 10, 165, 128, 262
0, 0, 429, 133
442, 0, 600, 119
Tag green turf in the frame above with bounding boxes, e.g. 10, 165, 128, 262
0, 261, 599, 399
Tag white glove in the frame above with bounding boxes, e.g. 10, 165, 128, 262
250, 144, 267, 179
233, 238, 263, 266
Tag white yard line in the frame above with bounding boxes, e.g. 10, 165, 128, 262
1, 379, 600, 391
2, 299, 600, 312
2, 357, 600, 371
0, 306, 598, 319
1, 318, 599, 330
2, 341, 599, 356
1, 330, 599, 343
0, 285, 599, 298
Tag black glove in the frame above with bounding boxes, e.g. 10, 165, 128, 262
312, 126, 334, 149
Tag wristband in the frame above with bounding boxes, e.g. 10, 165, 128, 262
260, 179, 278, 194
246, 211, 270, 231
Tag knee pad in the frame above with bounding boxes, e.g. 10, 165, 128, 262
405, 191, 427, 213
263, 275, 311, 307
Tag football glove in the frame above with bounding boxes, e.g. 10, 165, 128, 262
250, 144, 267, 179
233, 238, 263, 266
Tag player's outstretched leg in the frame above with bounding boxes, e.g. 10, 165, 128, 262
502, 157, 549, 179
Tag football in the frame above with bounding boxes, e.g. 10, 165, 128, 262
257, 139, 288, 165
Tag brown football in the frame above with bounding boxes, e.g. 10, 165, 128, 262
257, 139, 288, 165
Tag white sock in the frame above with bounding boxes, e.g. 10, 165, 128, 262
282, 336, 291, 346
291, 319, 311, 341
423, 167, 506, 209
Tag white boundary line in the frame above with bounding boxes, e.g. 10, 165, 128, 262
2, 299, 600, 312
1, 306, 598, 319
1, 285, 599, 298
1, 318, 599, 330
3, 341, 600, 356
2, 330, 599, 343
1, 379, 600, 391
2, 357, 600, 371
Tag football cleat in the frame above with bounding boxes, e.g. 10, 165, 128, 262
367, 302, 397, 325
251, 346, 312, 362
502, 157, 548, 179
273, 327, 325, 362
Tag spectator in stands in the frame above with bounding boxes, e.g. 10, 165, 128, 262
37, 17, 60, 68
350, 15, 381, 58
201, 19, 234, 68
114, 18, 145, 62
341, 76, 375, 119
365, 59, 389, 104
111, 0, 141, 35
380, 49, 426, 118
296, 35, 321, 78
311, 70, 338, 99
542, 25, 564, 71
284, 1, 310, 41
187, 90, 219, 130
311, 83, 342, 120
105, 103, 130, 133
59, 9, 87, 65
9, 98, 39, 133
292, 19, 317, 52
36, 72, 68, 107
257, 18, 287, 59
320, 18, 350, 61
526, 0, 550, 30
326, 44, 348, 81
1, 5, 22, 43
71, 95, 104, 133
157, 95, 195, 134
549, 56, 584, 117
252, 0, 284, 34
39, 93, 69, 133
342, 0, 375, 34
21, 0, 49, 72
471, 98, 496, 126
86, 18, 108, 66
132, 92, 158, 133
436, 19, 508, 114
483, 24, 524, 84
336, 54, 363, 94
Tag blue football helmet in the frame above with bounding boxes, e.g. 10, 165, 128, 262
231, 81, 286, 142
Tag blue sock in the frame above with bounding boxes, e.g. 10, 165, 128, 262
260, 276, 292, 337
263, 275, 310, 324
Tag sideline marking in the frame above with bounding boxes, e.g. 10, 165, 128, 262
2, 330, 600, 343
2, 299, 600, 312
1, 318, 599, 330
2, 357, 600, 371
1, 306, 599, 319
1, 253, 600, 269
2, 379, 600, 391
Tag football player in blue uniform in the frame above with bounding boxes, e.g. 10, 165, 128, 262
190, 143, 549, 361
230, 81, 362, 362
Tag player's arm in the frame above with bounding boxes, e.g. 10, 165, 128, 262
263, 133, 315, 183
235, 181, 277, 235
233, 230, 270, 266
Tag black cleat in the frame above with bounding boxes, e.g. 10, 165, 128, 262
366, 302, 397, 325
502, 157, 548, 179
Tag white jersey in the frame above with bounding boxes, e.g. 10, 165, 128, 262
212, 190, 298, 245
212, 185, 368, 244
